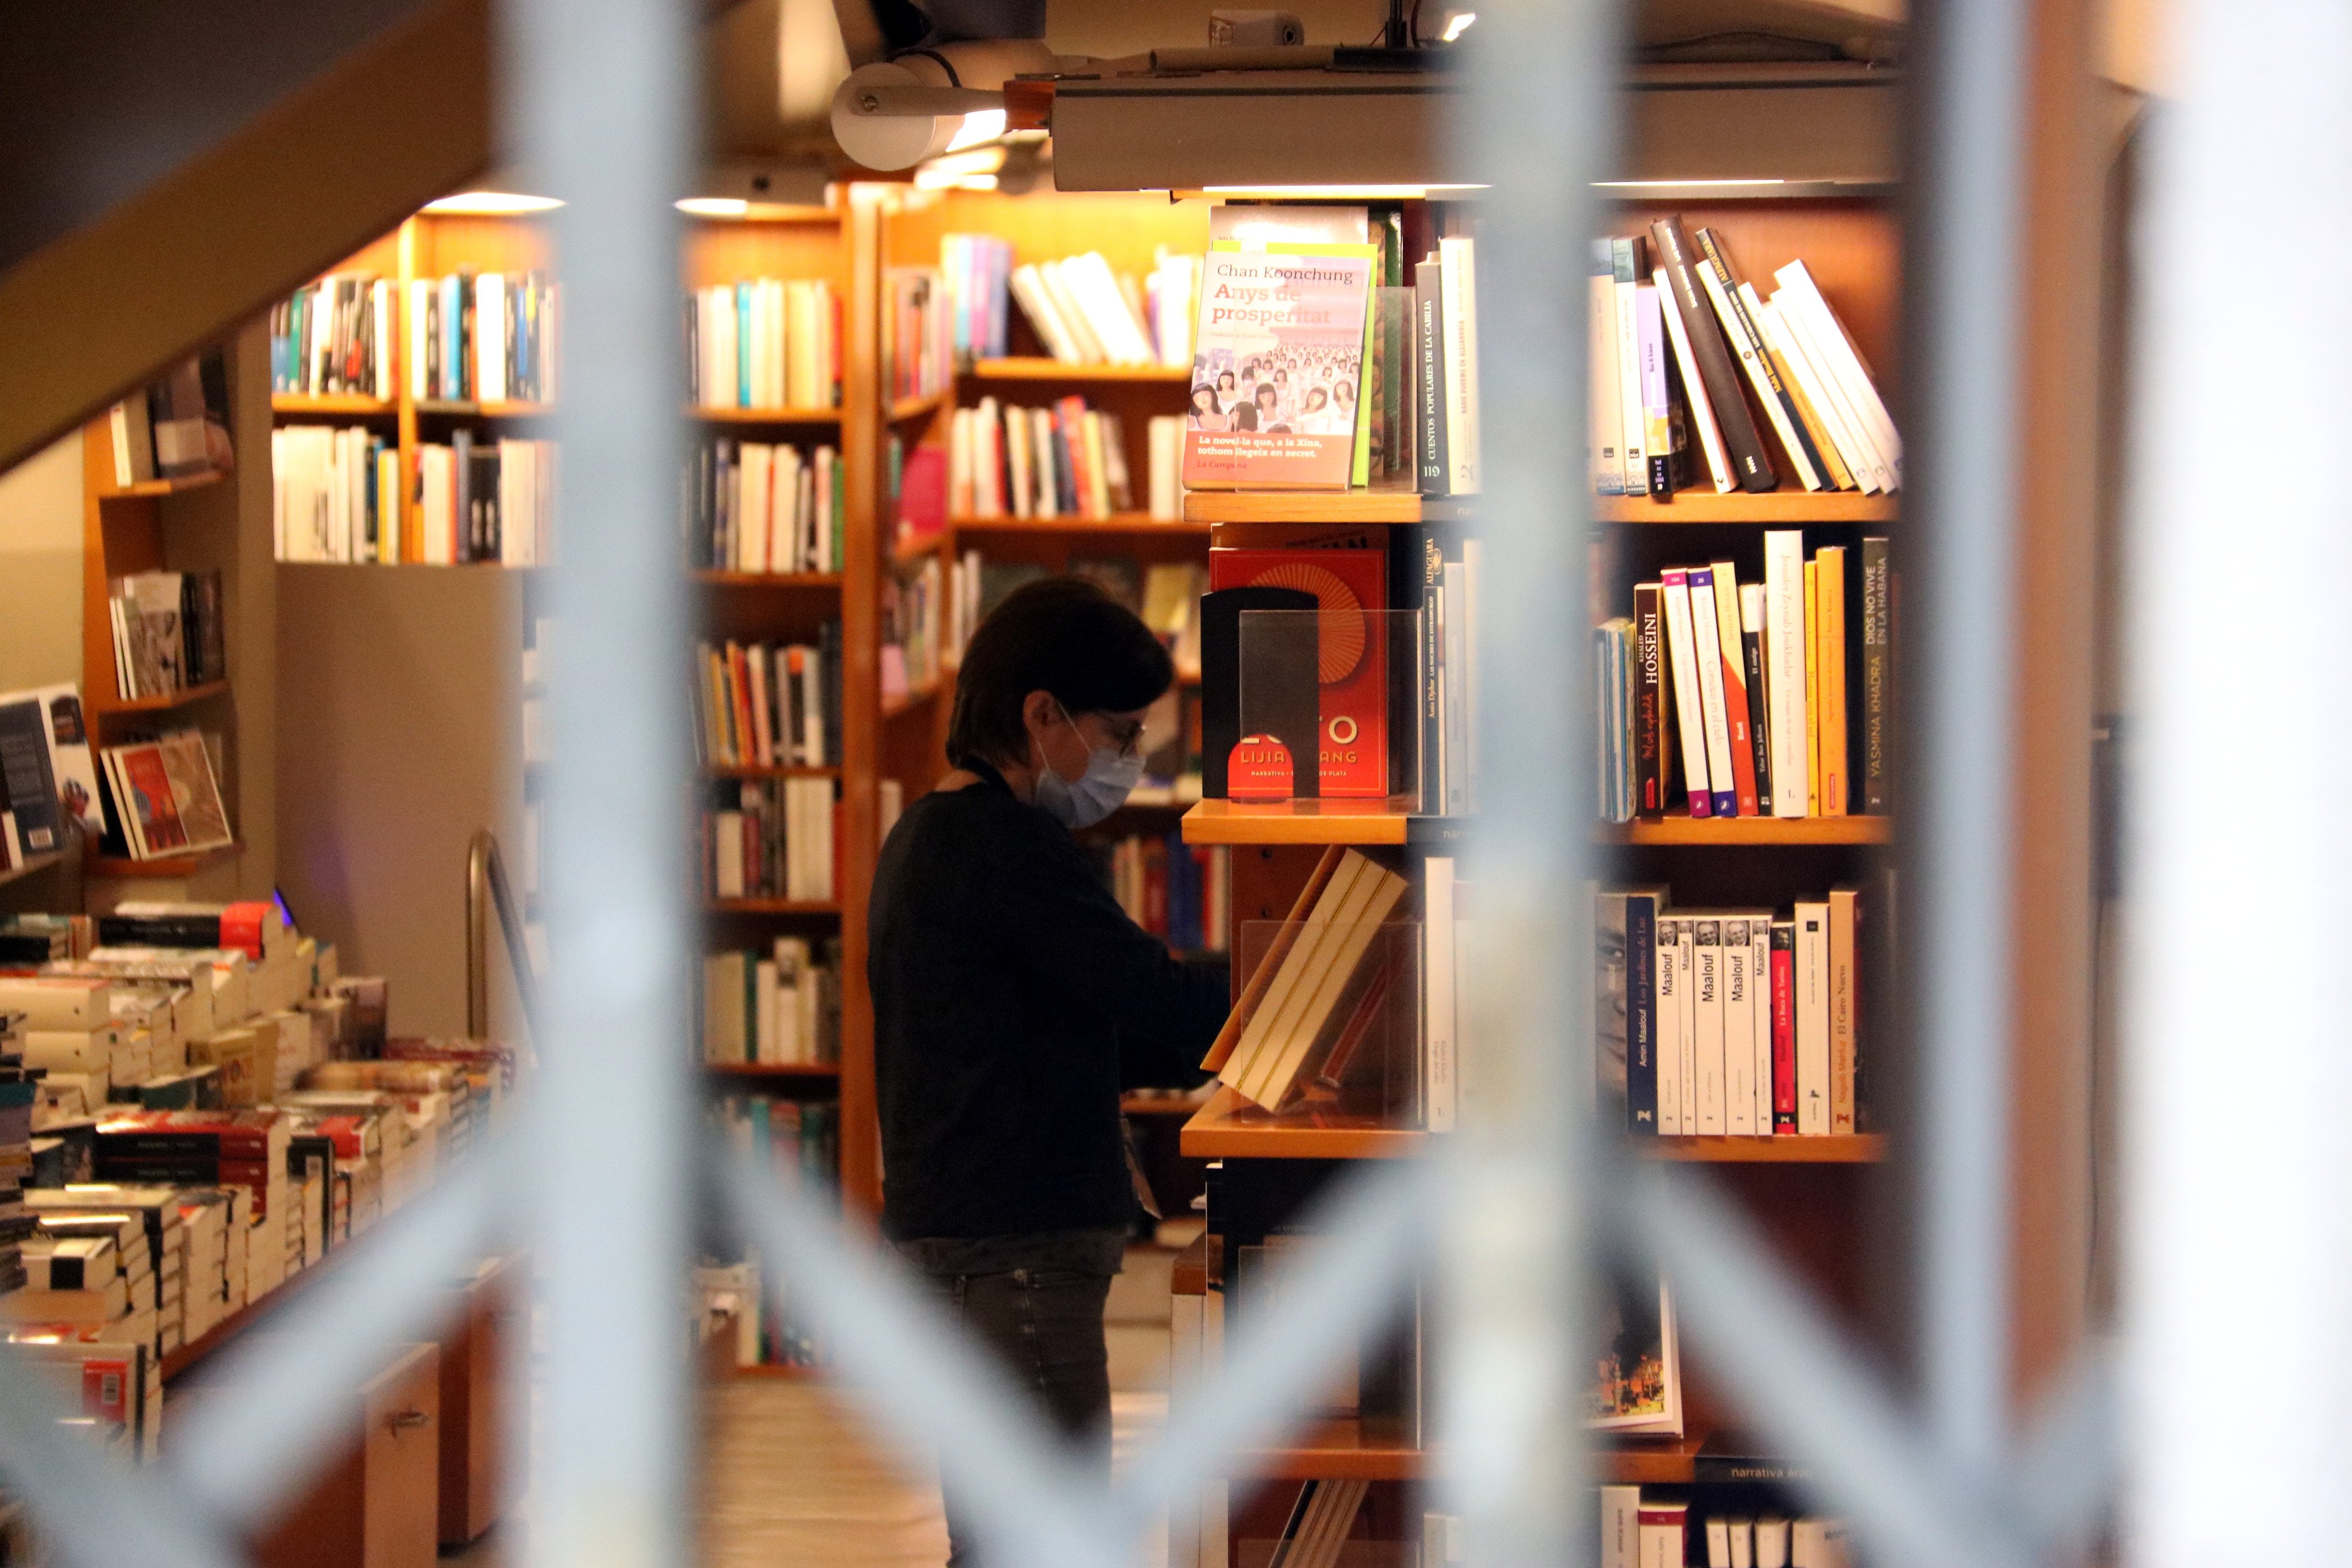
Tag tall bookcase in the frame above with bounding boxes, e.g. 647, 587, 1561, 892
1174, 194, 1901, 1560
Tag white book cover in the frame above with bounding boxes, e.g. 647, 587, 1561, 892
1794, 900, 1831, 1134
1696, 259, 1819, 491
408, 280, 431, 400
1686, 570, 1739, 819
1722, 917, 1756, 1135
1692, 918, 1727, 1136
1708, 1518, 1733, 1568
1763, 532, 1811, 818
1423, 856, 1457, 1133
1790, 1520, 1849, 1568
477, 275, 508, 404
1659, 571, 1713, 816
1760, 293, 1877, 494
1653, 265, 1734, 492
1590, 252, 1624, 493
1751, 918, 1774, 1133
1600, 1486, 1642, 1568
1774, 260, 1901, 488
1755, 1518, 1790, 1568
1674, 922, 1698, 1134
1653, 916, 1684, 1136
1776, 286, 1891, 492
1612, 252, 1647, 496
1438, 234, 1480, 494
1730, 1520, 1756, 1568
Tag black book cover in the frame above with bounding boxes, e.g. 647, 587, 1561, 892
95, 914, 222, 949
1648, 216, 1777, 493
1693, 226, 1832, 491
1413, 259, 1447, 494
1200, 587, 1317, 798
1860, 536, 1893, 814
473, 443, 503, 562
1742, 623, 1772, 814
0, 699, 63, 857
452, 428, 476, 562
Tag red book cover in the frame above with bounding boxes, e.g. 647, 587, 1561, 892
1208, 543, 1389, 797
1143, 837, 1168, 937
1770, 924, 1797, 1134
113, 745, 189, 856
81, 1358, 131, 1426
220, 901, 268, 961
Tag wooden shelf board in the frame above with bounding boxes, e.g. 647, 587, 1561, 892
91, 843, 241, 879
1230, 1427, 1712, 1485
702, 763, 843, 780
690, 405, 842, 425
1181, 797, 1418, 847
95, 469, 226, 501
965, 358, 1191, 384
1592, 491, 1898, 524
89, 679, 233, 719
706, 1061, 842, 1080
1122, 1091, 1215, 1117
1182, 488, 1474, 525
705, 899, 841, 915
0, 851, 68, 889
891, 390, 950, 421
881, 683, 940, 721
414, 399, 552, 418
1180, 1087, 1424, 1161
692, 570, 844, 589
1642, 1134, 1885, 1163
1599, 815, 1891, 846
951, 514, 1207, 537
729, 1362, 826, 1380
892, 531, 951, 566
271, 392, 397, 417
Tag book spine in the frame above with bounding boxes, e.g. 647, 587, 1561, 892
1658, 571, 1713, 817
1763, 532, 1809, 817
1770, 920, 1796, 1134
1414, 263, 1448, 494
1653, 916, 1683, 1136
1626, 892, 1658, 1134
1637, 282, 1674, 499
1423, 857, 1456, 1133
1438, 236, 1479, 493
1861, 537, 1892, 813
1685, 569, 1739, 818
1816, 545, 1849, 815
1589, 248, 1623, 494
1740, 584, 1773, 815
1652, 265, 1734, 493
1827, 886, 1859, 1135
1794, 900, 1830, 1134
1610, 238, 1646, 497
1649, 216, 1777, 492
1803, 558, 1820, 814
1750, 917, 1774, 1135
1722, 918, 1755, 1135
1692, 918, 1726, 1136
1632, 584, 1669, 815
1709, 560, 1759, 816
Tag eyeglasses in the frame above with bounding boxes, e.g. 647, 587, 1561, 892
1092, 714, 1147, 758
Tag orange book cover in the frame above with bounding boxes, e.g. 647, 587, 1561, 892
1208, 543, 1389, 797
1183, 244, 1376, 491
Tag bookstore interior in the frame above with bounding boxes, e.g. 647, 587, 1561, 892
0, 0, 2240, 1563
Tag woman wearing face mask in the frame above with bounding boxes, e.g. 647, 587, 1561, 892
868, 575, 1226, 1568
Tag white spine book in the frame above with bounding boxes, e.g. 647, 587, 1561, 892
1708, 1517, 1733, 1568
1653, 916, 1684, 1137
753, 959, 779, 1063
1751, 917, 1774, 1133
1794, 900, 1831, 1134
1438, 235, 1481, 494
1774, 260, 1901, 488
1762, 532, 1811, 817
1729, 1518, 1755, 1568
1599, 1486, 1642, 1568
1760, 292, 1879, 494
1659, 571, 1714, 815
372, 280, 394, 400
1686, 571, 1739, 818
1653, 265, 1734, 492
1790, 1519, 1849, 1568
1674, 920, 1699, 1134
476, 275, 508, 404
1755, 1518, 1790, 1568
408, 280, 431, 400
1692, 919, 1727, 1136
1590, 254, 1624, 493
1722, 918, 1756, 1135
1613, 259, 1647, 496
1422, 857, 1458, 1133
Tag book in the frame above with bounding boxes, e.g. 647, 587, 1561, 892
1657, 573, 1713, 818
1722, 917, 1757, 1136
1739, 586, 1773, 816
1803, 559, 1821, 813
1692, 227, 1828, 492
1860, 537, 1893, 813
1773, 259, 1901, 490
1762, 533, 1810, 818
1208, 539, 1390, 798
1652, 264, 1734, 492
1638, 1501, 1689, 1568
1183, 242, 1378, 490
1436, 235, 1480, 494
1708, 559, 1760, 816
1654, 916, 1686, 1135
1814, 545, 1849, 814
1611, 237, 1648, 497
1415, 258, 1448, 492
1793, 901, 1830, 1135
1769, 921, 1796, 1133
1692, 917, 1726, 1135
100, 733, 232, 862
1600, 1486, 1643, 1568
1754, 288, 1861, 492
1648, 217, 1776, 492
1589, 1266, 1681, 1434
1685, 568, 1739, 819
1827, 887, 1859, 1134
1591, 244, 1624, 494
1219, 849, 1409, 1111
0, 695, 65, 858
1636, 281, 1677, 498
1624, 888, 1667, 1134
1632, 584, 1670, 815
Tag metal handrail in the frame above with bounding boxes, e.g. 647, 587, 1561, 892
465, 828, 540, 1042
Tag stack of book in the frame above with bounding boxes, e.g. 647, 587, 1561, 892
699, 777, 837, 902
4, 1329, 161, 1462
1595, 885, 1870, 1139
1085, 830, 1226, 955
1596, 534, 1891, 822
271, 425, 400, 562
0, 1019, 32, 1304
692, 631, 843, 770
413, 433, 558, 566
939, 233, 1014, 361
1259, 1479, 1370, 1568
408, 271, 558, 403
270, 275, 395, 399
1593, 218, 1900, 500
884, 265, 953, 404
948, 396, 1170, 521
1598, 1490, 1851, 1568
685, 278, 840, 410
686, 438, 843, 573
20, 1187, 180, 1358
106, 570, 227, 700
698, 939, 841, 1066
1006, 250, 1196, 368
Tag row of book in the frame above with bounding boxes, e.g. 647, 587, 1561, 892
409, 271, 558, 404
106, 354, 234, 488
269, 274, 394, 399
1596, 534, 1890, 823
883, 265, 954, 405
1597, 885, 1870, 1139
105, 570, 227, 701
882, 554, 949, 704
0, 685, 230, 868
705, 1097, 838, 1366
1006, 249, 1199, 368
699, 777, 838, 903
1594, 218, 1900, 500
691, 631, 844, 770
939, 233, 1016, 361
416, 435, 557, 567
1082, 831, 1229, 956
271, 425, 397, 563
698, 940, 841, 1067
685, 439, 843, 574
684, 279, 841, 411
947, 397, 1178, 521
1597, 1492, 1851, 1568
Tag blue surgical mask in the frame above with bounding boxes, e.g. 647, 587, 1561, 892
1034, 710, 1146, 829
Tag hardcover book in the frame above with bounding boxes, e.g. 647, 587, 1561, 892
1210, 543, 1391, 798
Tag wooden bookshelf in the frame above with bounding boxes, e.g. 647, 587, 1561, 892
950, 514, 1207, 537
271, 392, 396, 418
706, 1061, 842, 1081
703, 764, 843, 781
891, 390, 950, 422
412, 399, 553, 418
88, 678, 232, 718
1181, 797, 1419, 847
93, 469, 226, 502
91, 844, 242, 880
1232, 1425, 1716, 1485
692, 570, 844, 590
1598, 815, 1892, 846
1592, 490, 1898, 524
691, 405, 843, 426
705, 898, 841, 916
966, 358, 1193, 383
1652, 1134, 1885, 1163
1182, 487, 1475, 526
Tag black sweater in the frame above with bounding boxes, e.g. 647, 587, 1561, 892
868, 764, 1228, 1241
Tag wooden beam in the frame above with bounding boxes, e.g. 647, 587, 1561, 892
0, 0, 492, 472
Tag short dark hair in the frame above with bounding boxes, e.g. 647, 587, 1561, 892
946, 577, 1175, 768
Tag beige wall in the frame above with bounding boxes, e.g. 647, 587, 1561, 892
0, 436, 84, 694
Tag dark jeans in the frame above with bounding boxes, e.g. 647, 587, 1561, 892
925, 1265, 1113, 1567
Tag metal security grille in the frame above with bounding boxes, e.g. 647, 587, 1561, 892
3, 1, 2315, 1564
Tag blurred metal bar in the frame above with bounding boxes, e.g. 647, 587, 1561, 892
1447, 3, 1614, 1564
508, 0, 695, 1559
1902, 0, 2029, 1487
2124, 3, 2352, 1560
